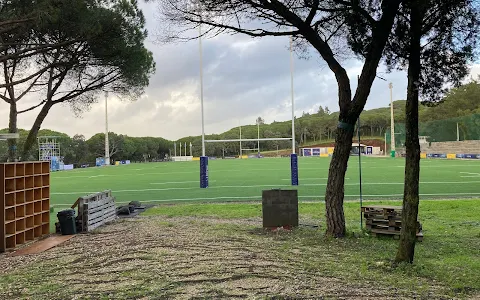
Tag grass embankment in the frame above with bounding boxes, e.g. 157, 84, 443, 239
145, 200, 480, 297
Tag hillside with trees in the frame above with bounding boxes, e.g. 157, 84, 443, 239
1, 77, 479, 164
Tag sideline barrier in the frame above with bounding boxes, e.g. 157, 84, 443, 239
425, 153, 480, 159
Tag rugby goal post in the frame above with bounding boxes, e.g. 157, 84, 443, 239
197, 29, 298, 189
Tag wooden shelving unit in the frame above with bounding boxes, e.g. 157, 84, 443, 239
1, 162, 50, 252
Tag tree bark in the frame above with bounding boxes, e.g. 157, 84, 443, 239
395, 2, 425, 264
7, 101, 18, 162
21, 101, 53, 161
324, 126, 354, 237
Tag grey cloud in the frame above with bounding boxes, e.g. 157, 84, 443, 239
0, 0, 477, 142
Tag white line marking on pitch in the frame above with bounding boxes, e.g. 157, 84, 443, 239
460, 172, 480, 177
281, 178, 350, 181
150, 180, 217, 185
51, 181, 480, 195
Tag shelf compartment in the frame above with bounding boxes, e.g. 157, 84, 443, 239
34, 201, 42, 213
6, 236, 16, 249
25, 163, 34, 176
15, 232, 25, 245
41, 212, 49, 223
25, 176, 34, 189
34, 175, 42, 188
34, 214, 42, 226
34, 162, 42, 174
16, 219, 25, 231
5, 193, 15, 207
15, 191, 25, 205
15, 177, 25, 190
42, 187, 50, 199
34, 188, 42, 201
5, 164, 15, 178
41, 200, 50, 211
25, 229, 34, 241
6, 222, 16, 235
15, 164, 25, 177
15, 205, 25, 219
42, 174, 50, 186
26, 216, 34, 229
5, 178, 15, 192
5, 207, 15, 221
26, 203, 34, 216
42, 162, 50, 174
41, 223, 49, 235
26, 189, 34, 203
34, 226, 42, 238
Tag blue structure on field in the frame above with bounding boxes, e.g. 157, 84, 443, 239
96, 157, 106, 166
200, 156, 209, 188
291, 153, 298, 186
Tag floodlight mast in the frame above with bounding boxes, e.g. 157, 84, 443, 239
389, 82, 395, 156
104, 91, 110, 166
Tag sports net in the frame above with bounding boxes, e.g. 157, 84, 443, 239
386, 113, 480, 146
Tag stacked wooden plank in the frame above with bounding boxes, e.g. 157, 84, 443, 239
362, 205, 423, 241
71, 190, 116, 232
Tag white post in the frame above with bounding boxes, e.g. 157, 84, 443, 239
239, 125, 242, 158
384, 132, 387, 156
190, 142, 193, 156
174, 142, 177, 157
389, 82, 395, 155
457, 122, 460, 141
185, 142, 187, 156
104, 91, 110, 166
180, 142, 182, 157
290, 35, 295, 154
257, 121, 260, 153
199, 21, 205, 157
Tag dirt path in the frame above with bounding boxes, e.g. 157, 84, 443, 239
0, 216, 447, 299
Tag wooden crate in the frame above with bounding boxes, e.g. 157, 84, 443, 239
1, 162, 50, 252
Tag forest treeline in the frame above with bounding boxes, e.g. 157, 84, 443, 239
1, 78, 479, 164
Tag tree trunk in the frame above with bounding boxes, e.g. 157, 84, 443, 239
395, 2, 424, 264
324, 127, 354, 237
21, 101, 53, 160
7, 101, 17, 162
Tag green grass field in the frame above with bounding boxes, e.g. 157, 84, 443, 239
50, 156, 480, 207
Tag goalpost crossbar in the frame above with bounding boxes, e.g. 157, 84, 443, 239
205, 138, 292, 143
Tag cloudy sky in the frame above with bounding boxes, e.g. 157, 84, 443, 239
1, 2, 479, 141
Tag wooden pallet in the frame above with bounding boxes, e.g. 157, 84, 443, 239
72, 190, 116, 232
362, 205, 423, 241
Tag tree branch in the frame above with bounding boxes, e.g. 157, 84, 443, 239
17, 100, 47, 114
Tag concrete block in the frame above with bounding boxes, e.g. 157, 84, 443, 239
262, 189, 298, 228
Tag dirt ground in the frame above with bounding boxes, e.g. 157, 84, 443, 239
0, 216, 452, 299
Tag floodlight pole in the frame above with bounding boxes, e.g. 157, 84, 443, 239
290, 35, 295, 154
199, 22, 205, 157
389, 82, 395, 157
104, 91, 110, 166
257, 121, 260, 154
239, 125, 242, 158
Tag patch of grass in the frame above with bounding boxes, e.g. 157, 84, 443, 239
145, 203, 263, 219
147, 199, 480, 297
